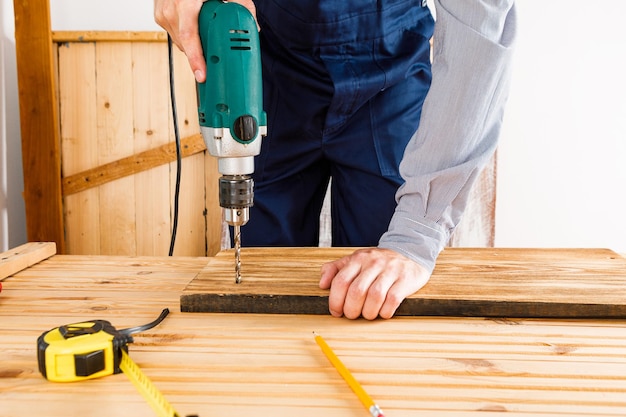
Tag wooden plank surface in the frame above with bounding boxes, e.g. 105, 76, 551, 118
181, 247, 626, 317
96, 41, 137, 255
2, 252, 626, 416
132, 41, 175, 256
0, 242, 56, 279
59, 41, 101, 254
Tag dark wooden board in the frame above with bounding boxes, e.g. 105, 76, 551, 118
180, 247, 626, 318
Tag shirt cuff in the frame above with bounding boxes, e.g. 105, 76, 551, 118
378, 208, 448, 273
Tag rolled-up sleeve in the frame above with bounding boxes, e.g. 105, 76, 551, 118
378, 0, 517, 271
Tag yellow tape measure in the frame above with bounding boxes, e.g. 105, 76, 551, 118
37, 309, 194, 417
120, 349, 180, 417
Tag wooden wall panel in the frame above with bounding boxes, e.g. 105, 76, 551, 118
95, 42, 137, 255
58, 42, 100, 254
132, 42, 172, 255
169, 47, 210, 257
55, 34, 220, 257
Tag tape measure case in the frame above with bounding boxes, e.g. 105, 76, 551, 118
37, 320, 131, 382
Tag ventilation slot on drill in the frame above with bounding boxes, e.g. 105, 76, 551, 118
229, 29, 251, 50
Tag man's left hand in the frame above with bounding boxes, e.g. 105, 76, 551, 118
319, 248, 430, 320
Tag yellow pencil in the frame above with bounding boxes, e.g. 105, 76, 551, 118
313, 332, 386, 417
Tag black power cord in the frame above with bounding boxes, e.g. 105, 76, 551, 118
167, 34, 182, 256
119, 308, 170, 336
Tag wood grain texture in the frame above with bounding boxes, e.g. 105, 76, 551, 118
2, 253, 626, 416
52, 31, 168, 43
62, 134, 206, 196
169, 47, 211, 257
96, 41, 137, 255
181, 247, 626, 318
59, 41, 101, 254
0, 242, 56, 279
132, 41, 172, 257
13, 0, 65, 251
56, 36, 218, 257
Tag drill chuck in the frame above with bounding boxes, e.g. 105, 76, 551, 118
219, 175, 253, 227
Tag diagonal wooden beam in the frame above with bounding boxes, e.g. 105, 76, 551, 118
62, 133, 207, 196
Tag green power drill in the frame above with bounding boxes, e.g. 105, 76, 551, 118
197, 0, 267, 283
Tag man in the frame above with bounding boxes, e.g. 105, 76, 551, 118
155, 0, 517, 320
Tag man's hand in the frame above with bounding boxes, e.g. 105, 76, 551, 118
319, 248, 431, 320
154, 0, 257, 83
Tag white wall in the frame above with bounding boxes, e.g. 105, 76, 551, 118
1, 1, 625, 253
49, 0, 159, 31
496, 0, 626, 252
0, 1, 26, 251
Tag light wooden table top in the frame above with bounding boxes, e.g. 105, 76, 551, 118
2, 247, 626, 416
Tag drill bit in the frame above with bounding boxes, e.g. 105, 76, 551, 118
234, 225, 242, 284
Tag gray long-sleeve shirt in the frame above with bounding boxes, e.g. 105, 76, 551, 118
378, 0, 517, 271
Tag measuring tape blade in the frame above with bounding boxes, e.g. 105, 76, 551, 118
120, 349, 180, 417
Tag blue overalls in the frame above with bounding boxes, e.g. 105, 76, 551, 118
245, 0, 434, 247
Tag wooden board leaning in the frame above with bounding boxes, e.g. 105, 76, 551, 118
181, 247, 626, 318
0, 242, 57, 280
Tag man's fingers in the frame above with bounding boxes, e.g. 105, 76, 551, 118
341, 264, 390, 320
154, 0, 206, 81
377, 279, 414, 319
320, 248, 432, 320
378, 271, 430, 319
154, 1, 177, 43
360, 270, 397, 320
319, 261, 341, 290
325, 259, 362, 318
176, 0, 206, 82
154, 0, 262, 82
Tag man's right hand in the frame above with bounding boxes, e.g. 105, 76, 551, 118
154, 0, 258, 83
